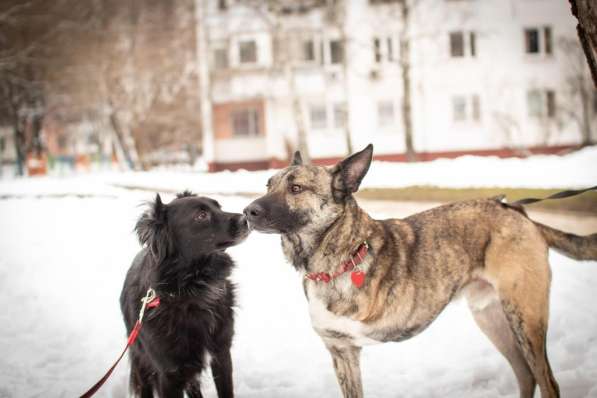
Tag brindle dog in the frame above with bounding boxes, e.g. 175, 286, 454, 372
243, 144, 597, 398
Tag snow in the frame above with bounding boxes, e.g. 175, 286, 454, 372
1, 150, 596, 397
1, 146, 596, 198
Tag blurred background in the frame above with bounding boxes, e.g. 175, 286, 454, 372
2, 1, 597, 397
0, 0, 595, 177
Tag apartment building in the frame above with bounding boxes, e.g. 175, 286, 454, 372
196, 0, 596, 171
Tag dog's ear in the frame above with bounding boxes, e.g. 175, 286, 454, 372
135, 194, 174, 263
331, 144, 373, 201
291, 150, 303, 166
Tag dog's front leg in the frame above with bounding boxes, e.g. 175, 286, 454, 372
210, 348, 234, 398
326, 343, 363, 398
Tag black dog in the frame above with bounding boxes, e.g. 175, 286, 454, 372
120, 191, 248, 398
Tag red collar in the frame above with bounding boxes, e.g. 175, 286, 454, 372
305, 241, 369, 288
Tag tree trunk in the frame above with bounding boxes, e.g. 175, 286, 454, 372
570, 0, 597, 88
285, 57, 310, 163
399, 1, 416, 162
579, 76, 593, 145
13, 125, 25, 176
292, 89, 311, 163
108, 110, 135, 170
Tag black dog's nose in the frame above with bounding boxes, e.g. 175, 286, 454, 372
244, 202, 263, 219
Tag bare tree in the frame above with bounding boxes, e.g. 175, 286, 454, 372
325, 0, 354, 155
559, 36, 595, 146
41, 0, 200, 170
569, 0, 597, 88
397, 0, 416, 161
238, 0, 320, 163
0, 0, 53, 176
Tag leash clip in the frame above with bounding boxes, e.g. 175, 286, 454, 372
138, 288, 156, 323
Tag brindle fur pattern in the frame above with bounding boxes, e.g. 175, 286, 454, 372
244, 145, 597, 398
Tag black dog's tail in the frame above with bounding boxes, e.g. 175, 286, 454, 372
534, 222, 597, 261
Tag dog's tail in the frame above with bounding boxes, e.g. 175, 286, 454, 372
534, 222, 597, 261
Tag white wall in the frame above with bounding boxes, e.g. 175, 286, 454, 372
204, 0, 589, 165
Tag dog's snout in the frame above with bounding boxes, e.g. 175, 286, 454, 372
244, 202, 264, 219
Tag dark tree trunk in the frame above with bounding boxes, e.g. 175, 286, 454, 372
399, 1, 416, 162
13, 125, 25, 176
570, 0, 597, 88
109, 110, 135, 169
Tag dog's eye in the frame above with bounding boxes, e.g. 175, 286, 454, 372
195, 210, 208, 221
290, 184, 302, 194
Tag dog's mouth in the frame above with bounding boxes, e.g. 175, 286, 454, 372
216, 240, 236, 249
217, 217, 251, 249
246, 219, 284, 234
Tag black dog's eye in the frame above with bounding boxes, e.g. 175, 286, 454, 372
290, 184, 302, 194
194, 210, 208, 221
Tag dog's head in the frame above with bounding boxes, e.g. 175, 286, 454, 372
244, 144, 373, 235
136, 191, 249, 263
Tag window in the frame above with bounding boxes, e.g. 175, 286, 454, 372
450, 31, 476, 58
302, 40, 315, 62
373, 36, 396, 63
333, 103, 347, 129
450, 32, 464, 57
330, 40, 344, 64
452, 96, 467, 121
378, 101, 395, 127
527, 90, 543, 117
374, 38, 382, 63
544, 27, 552, 55
470, 32, 476, 57
527, 89, 556, 118
546, 90, 556, 118
452, 95, 481, 122
525, 27, 553, 55
472, 95, 481, 121
387, 37, 394, 61
213, 47, 228, 69
309, 104, 327, 129
232, 108, 260, 136
239, 40, 257, 64
525, 29, 540, 54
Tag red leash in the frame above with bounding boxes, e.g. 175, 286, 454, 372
305, 241, 369, 288
80, 288, 160, 398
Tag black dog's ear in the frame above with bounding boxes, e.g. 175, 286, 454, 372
331, 144, 373, 202
135, 194, 173, 263
291, 150, 303, 166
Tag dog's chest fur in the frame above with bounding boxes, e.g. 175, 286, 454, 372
302, 256, 382, 346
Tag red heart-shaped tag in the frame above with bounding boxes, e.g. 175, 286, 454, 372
351, 271, 365, 288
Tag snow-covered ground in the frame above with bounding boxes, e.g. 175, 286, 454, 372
1, 150, 596, 398
1, 146, 597, 197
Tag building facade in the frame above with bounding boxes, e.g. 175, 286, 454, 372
197, 0, 597, 171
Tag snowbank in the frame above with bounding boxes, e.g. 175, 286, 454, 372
1, 146, 596, 197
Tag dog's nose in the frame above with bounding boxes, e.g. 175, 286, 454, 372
244, 202, 263, 219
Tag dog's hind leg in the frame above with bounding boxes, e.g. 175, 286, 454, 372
325, 343, 363, 398
210, 348, 234, 398
484, 226, 560, 398
465, 280, 536, 398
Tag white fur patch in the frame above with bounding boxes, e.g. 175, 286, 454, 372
464, 280, 499, 312
306, 282, 381, 346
